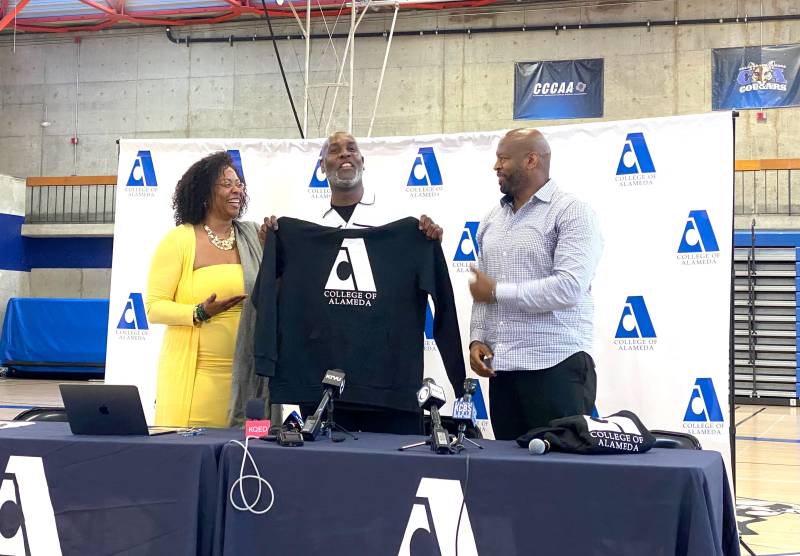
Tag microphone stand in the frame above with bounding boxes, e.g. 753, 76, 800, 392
398, 405, 454, 454
450, 378, 484, 452
323, 389, 357, 442
450, 424, 483, 453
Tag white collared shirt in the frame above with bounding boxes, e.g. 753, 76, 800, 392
315, 188, 395, 229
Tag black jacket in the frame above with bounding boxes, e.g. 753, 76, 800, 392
253, 217, 465, 412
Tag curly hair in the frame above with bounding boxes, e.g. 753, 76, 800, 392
172, 151, 249, 225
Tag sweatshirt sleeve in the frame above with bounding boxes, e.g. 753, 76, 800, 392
145, 228, 195, 326
252, 226, 280, 377
422, 238, 466, 398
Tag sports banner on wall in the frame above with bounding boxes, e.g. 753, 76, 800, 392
713, 44, 800, 109
107, 112, 734, 481
513, 58, 604, 120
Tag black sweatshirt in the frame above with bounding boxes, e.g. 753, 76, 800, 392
253, 217, 465, 412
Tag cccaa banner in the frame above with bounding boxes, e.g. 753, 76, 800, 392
108, 112, 734, 478
514, 58, 604, 120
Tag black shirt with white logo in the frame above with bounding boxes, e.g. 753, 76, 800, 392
253, 217, 465, 412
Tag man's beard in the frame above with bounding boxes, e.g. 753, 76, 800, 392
328, 166, 363, 189
499, 172, 518, 195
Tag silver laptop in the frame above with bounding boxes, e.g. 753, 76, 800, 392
59, 384, 177, 436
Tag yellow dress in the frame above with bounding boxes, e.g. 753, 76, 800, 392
145, 224, 245, 428
189, 264, 244, 427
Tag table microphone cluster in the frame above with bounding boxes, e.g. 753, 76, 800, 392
399, 377, 482, 454
250, 369, 355, 447
246, 399, 306, 446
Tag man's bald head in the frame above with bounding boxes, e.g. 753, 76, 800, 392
503, 128, 551, 173
494, 128, 552, 201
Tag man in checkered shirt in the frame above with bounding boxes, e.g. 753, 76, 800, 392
468, 128, 603, 440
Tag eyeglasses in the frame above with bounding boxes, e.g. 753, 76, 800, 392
217, 179, 246, 190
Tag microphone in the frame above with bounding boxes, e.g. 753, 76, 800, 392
452, 378, 478, 442
322, 368, 346, 396
245, 399, 271, 439
417, 378, 450, 454
528, 438, 551, 455
282, 410, 305, 431
246, 399, 265, 420
301, 369, 346, 441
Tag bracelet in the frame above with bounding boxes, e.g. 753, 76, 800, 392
490, 284, 497, 304
194, 303, 211, 323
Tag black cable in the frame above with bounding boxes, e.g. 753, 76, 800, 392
259, 0, 304, 139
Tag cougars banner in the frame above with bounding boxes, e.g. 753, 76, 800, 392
713, 44, 800, 109
514, 58, 604, 120
107, 112, 734, 480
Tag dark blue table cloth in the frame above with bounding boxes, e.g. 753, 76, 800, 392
214, 434, 740, 556
0, 298, 109, 373
0, 422, 232, 556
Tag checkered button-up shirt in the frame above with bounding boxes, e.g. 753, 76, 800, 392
470, 179, 603, 371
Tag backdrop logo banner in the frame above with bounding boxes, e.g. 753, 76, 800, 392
0, 456, 63, 556
615, 132, 656, 186
683, 378, 725, 435
115, 293, 149, 340
514, 58, 603, 120
614, 295, 657, 351
397, 478, 478, 556
110, 114, 734, 474
324, 238, 378, 307
125, 150, 157, 197
227, 149, 246, 183
308, 156, 331, 199
424, 300, 437, 351
452, 221, 480, 273
677, 210, 721, 265
713, 44, 800, 109
407, 147, 443, 198
472, 381, 488, 420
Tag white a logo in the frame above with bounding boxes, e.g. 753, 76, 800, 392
583, 415, 642, 435
0, 456, 62, 556
398, 478, 478, 556
324, 238, 376, 292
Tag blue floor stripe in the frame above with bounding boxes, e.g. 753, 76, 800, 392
0, 404, 35, 409
736, 435, 800, 444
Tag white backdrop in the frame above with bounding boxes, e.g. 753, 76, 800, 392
107, 112, 734, 474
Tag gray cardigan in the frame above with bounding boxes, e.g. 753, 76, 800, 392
227, 220, 269, 426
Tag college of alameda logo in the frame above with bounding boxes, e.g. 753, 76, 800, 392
677, 210, 720, 265
613, 295, 656, 351
682, 377, 724, 436
115, 293, 149, 341
451, 221, 480, 274
406, 147, 444, 199
308, 156, 331, 199
324, 238, 377, 306
125, 150, 157, 197
615, 132, 656, 187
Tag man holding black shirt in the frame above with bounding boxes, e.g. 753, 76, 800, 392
258, 132, 449, 435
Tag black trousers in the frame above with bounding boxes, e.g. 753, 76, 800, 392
299, 403, 422, 435
489, 351, 597, 441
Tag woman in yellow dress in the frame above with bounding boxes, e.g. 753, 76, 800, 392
145, 151, 267, 428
